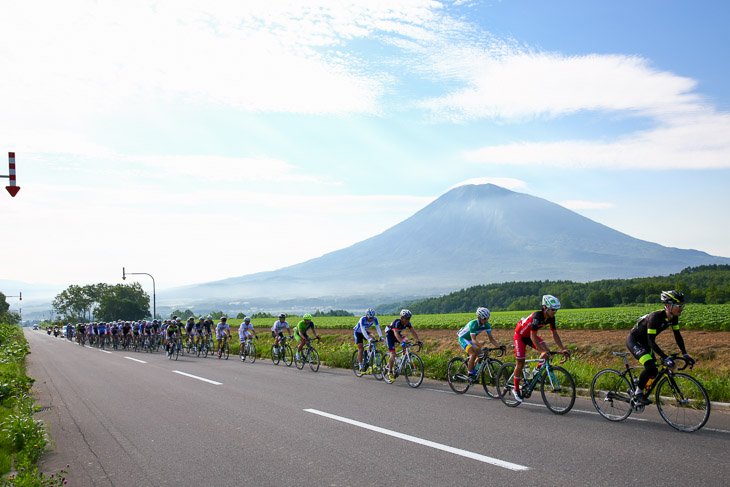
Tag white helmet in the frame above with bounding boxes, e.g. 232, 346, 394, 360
365, 308, 376, 318
476, 307, 490, 320
542, 295, 561, 311
400, 309, 412, 319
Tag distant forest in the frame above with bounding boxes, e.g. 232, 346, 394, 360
379, 265, 730, 314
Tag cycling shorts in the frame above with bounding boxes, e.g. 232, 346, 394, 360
458, 335, 476, 352
626, 333, 654, 364
294, 330, 309, 342
271, 331, 284, 339
239, 332, 252, 343
513, 334, 545, 360
386, 330, 401, 352
354, 331, 368, 344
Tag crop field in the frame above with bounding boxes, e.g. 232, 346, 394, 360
227, 304, 730, 331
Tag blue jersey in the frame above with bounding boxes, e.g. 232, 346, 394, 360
353, 316, 383, 338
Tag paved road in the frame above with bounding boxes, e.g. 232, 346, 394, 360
25, 330, 730, 486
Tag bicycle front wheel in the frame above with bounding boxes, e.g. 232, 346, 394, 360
247, 343, 256, 363
655, 373, 710, 432
352, 351, 364, 377
283, 345, 294, 367
404, 353, 424, 388
447, 357, 470, 394
296, 348, 306, 370
540, 365, 576, 415
372, 352, 384, 380
590, 369, 632, 422
496, 363, 521, 407
308, 348, 320, 372
481, 358, 503, 399
271, 346, 280, 365
223, 343, 230, 360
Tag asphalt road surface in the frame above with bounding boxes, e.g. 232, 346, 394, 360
25, 330, 730, 486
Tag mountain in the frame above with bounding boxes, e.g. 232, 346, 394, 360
163, 184, 730, 302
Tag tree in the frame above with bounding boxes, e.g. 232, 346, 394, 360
95, 283, 150, 321
52, 284, 108, 322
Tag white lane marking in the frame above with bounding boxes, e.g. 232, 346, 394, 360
304, 408, 529, 471
172, 370, 222, 386
99, 349, 112, 354
124, 357, 147, 364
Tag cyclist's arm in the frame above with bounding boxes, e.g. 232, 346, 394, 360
374, 323, 383, 339
672, 328, 687, 355
646, 328, 667, 360
531, 329, 548, 353
470, 333, 482, 350
550, 328, 567, 353
410, 328, 420, 343
486, 331, 500, 348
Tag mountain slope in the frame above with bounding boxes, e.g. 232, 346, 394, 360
166, 184, 730, 300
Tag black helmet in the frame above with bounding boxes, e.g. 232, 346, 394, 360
661, 290, 685, 305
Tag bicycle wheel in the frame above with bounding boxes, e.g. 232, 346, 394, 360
283, 345, 294, 366
173, 343, 180, 361
447, 357, 471, 394
404, 353, 424, 388
271, 345, 281, 365
383, 356, 396, 384
496, 363, 521, 407
308, 348, 320, 372
202, 340, 209, 358
247, 342, 256, 363
296, 347, 306, 370
590, 369, 633, 422
240, 342, 246, 361
352, 351, 364, 377
372, 352, 384, 380
540, 365, 576, 415
481, 358, 503, 399
655, 373, 710, 432
223, 342, 230, 360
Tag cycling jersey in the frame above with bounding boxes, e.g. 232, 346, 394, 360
239, 322, 254, 341
271, 320, 289, 332
353, 316, 383, 340
215, 321, 230, 339
457, 319, 492, 338
628, 310, 686, 361
514, 311, 555, 338
294, 320, 314, 341
386, 318, 412, 351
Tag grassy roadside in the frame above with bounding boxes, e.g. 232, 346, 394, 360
0, 323, 67, 486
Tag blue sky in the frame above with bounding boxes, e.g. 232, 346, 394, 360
2, 0, 729, 294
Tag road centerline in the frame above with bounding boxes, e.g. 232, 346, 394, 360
124, 357, 147, 364
172, 370, 222, 385
304, 408, 529, 471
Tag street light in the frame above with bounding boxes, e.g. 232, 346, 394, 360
122, 267, 156, 320
6, 292, 21, 301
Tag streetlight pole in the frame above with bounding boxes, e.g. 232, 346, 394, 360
122, 267, 156, 320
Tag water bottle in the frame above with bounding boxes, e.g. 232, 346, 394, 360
524, 366, 533, 380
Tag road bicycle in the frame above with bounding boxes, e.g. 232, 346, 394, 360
496, 351, 576, 414
111, 334, 120, 350
447, 346, 506, 398
167, 336, 181, 361
271, 336, 294, 366
294, 337, 321, 372
185, 334, 195, 354
383, 342, 424, 388
197, 334, 211, 358
239, 337, 257, 363
351, 339, 385, 380
590, 352, 710, 432
217, 335, 231, 360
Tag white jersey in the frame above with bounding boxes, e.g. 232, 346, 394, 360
271, 320, 289, 332
353, 316, 383, 339
239, 322, 254, 340
215, 321, 230, 338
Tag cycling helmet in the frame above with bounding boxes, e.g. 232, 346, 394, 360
400, 309, 412, 319
303, 313, 313, 320
542, 295, 561, 310
221, 316, 227, 321
206, 315, 213, 320
244, 317, 251, 322
661, 290, 685, 305
279, 313, 286, 319
365, 308, 376, 318
476, 307, 491, 320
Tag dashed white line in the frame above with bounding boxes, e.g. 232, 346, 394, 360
304, 408, 529, 471
124, 357, 147, 364
172, 370, 222, 385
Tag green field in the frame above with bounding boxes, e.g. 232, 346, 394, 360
226, 304, 730, 331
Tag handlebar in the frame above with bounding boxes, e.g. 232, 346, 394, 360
668, 353, 695, 371
547, 350, 570, 364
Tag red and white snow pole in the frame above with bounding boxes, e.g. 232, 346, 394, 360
4, 152, 20, 197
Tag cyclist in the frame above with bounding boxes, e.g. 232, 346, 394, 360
216, 316, 231, 356
238, 316, 257, 359
353, 308, 383, 372
385, 310, 421, 381
271, 314, 293, 347
626, 290, 694, 405
185, 317, 195, 345
512, 295, 569, 404
457, 307, 505, 381
294, 314, 320, 361
166, 319, 182, 355
194, 317, 206, 349
122, 321, 132, 346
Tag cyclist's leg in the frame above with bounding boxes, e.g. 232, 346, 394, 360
355, 332, 365, 367
626, 334, 656, 403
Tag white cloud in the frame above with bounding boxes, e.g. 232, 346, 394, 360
449, 177, 526, 190
559, 200, 615, 210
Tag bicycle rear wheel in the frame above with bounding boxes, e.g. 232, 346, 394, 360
447, 357, 470, 394
481, 358, 502, 399
404, 353, 424, 388
655, 373, 710, 432
247, 342, 256, 363
308, 348, 320, 372
283, 345, 294, 367
271, 345, 281, 365
296, 347, 306, 370
496, 363, 521, 407
351, 350, 363, 376
540, 365, 576, 414
173, 343, 180, 361
223, 342, 230, 360
590, 369, 633, 421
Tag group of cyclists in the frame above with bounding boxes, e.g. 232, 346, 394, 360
54, 290, 694, 408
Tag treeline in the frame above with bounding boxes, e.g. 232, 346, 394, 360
380, 265, 730, 314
